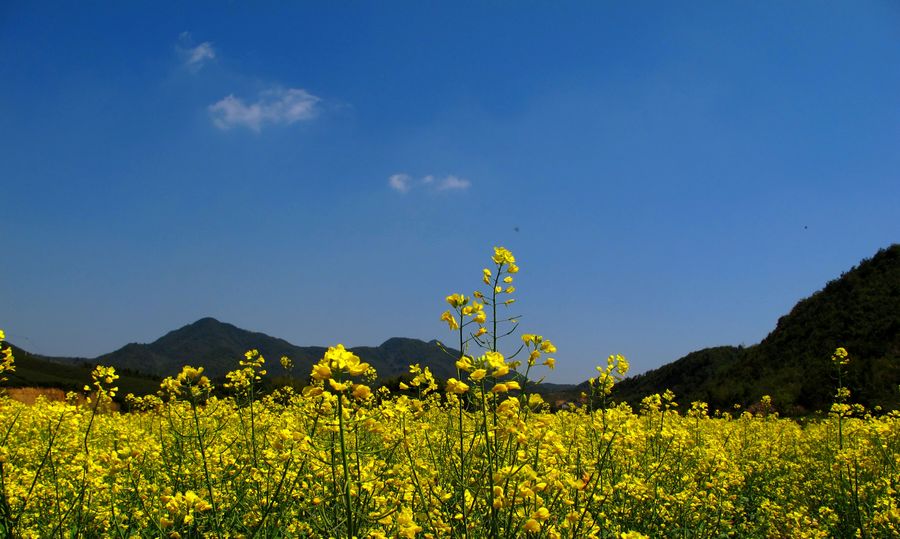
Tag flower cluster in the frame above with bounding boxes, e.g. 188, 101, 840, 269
160, 365, 212, 400
0, 329, 15, 384
399, 364, 437, 395
310, 344, 374, 397
441, 293, 487, 335
590, 353, 630, 397
160, 490, 213, 528
522, 333, 557, 370
453, 350, 521, 393
483, 246, 519, 307
224, 349, 267, 397
832, 346, 850, 366
85, 364, 119, 399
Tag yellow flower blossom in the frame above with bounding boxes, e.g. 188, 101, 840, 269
456, 356, 474, 372
441, 310, 460, 330
351, 383, 372, 400
397, 507, 423, 538
445, 378, 469, 394
446, 293, 467, 307
484, 351, 505, 369
280, 355, 293, 369
492, 246, 516, 265
832, 346, 850, 365
311, 363, 332, 381
327, 379, 347, 392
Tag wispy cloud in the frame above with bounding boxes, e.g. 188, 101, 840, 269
388, 173, 471, 194
435, 175, 471, 191
186, 42, 215, 67
178, 32, 215, 71
389, 173, 413, 193
209, 88, 321, 132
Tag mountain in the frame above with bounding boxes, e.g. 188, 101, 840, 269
612, 245, 900, 413
76, 317, 462, 381
4, 343, 161, 396
8, 244, 897, 412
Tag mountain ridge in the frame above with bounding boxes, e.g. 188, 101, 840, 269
611, 244, 900, 412
6, 244, 898, 413
24, 318, 461, 382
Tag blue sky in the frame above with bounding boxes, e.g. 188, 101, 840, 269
2, 2, 898, 383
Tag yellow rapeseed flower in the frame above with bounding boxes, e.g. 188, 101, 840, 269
311, 363, 332, 381
328, 379, 349, 392
492, 246, 516, 265
456, 355, 474, 372
446, 293, 467, 307
441, 311, 460, 330
351, 383, 372, 399
832, 347, 850, 366
445, 378, 469, 394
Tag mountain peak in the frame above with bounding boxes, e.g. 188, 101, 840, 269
379, 337, 434, 349
86, 320, 459, 381
192, 316, 223, 326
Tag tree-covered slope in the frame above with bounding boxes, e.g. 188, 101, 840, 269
4, 344, 161, 396
613, 245, 900, 413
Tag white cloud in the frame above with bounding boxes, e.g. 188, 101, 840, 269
209, 88, 321, 131
178, 32, 215, 70
187, 42, 215, 68
388, 173, 471, 193
389, 173, 413, 193
436, 175, 471, 191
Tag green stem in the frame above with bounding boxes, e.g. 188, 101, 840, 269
457, 317, 471, 539
337, 393, 354, 538
191, 398, 224, 538
480, 383, 498, 538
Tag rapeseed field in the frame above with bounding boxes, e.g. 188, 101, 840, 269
1, 248, 898, 538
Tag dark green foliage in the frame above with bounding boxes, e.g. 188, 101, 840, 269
612, 245, 900, 413
4, 344, 160, 397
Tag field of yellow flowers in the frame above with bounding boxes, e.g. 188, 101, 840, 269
1, 248, 898, 538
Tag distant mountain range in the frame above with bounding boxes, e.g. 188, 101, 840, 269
29, 318, 461, 381
6, 244, 899, 414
